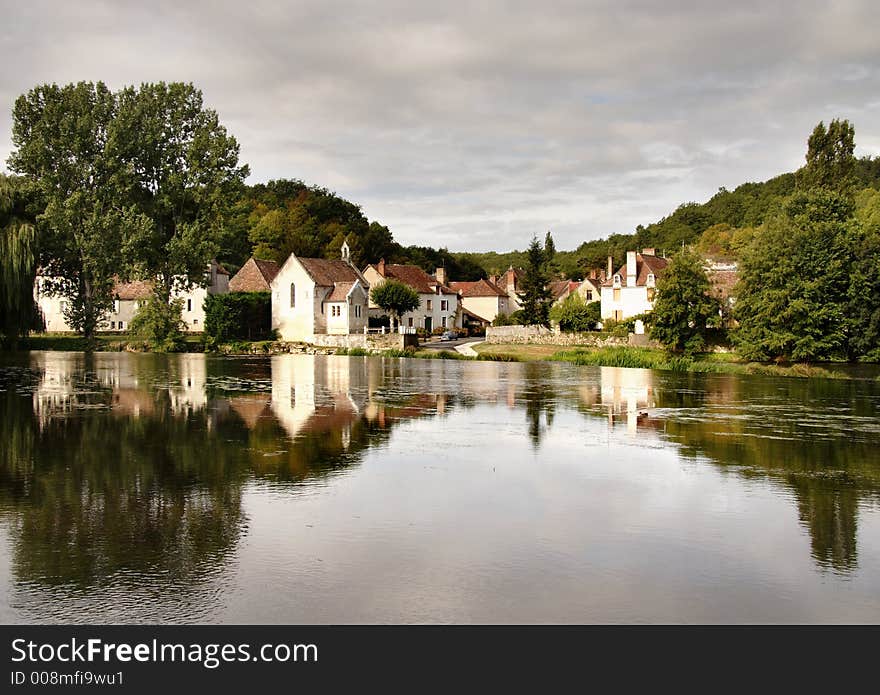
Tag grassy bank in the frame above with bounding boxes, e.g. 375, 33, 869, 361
19, 333, 205, 352
476, 343, 854, 379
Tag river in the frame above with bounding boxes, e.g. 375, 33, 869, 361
0, 352, 878, 623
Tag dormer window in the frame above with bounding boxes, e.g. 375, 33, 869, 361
613, 274, 621, 286
647, 273, 655, 287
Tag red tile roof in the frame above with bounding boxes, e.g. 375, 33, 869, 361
113, 279, 153, 300
325, 282, 355, 302
449, 278, 507, 297
367, 263, 456, 295
298, 258, 363, 286
602, 253, 669, 287
229, 257, 281, 292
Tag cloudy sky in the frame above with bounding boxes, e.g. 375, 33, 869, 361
2, 1, 879, 251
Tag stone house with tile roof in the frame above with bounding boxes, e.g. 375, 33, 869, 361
362, 259, 462, 332
600, 249, 669, 321
271, 243, 370, 341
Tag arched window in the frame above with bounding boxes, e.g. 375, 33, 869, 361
290, 282, 296, 308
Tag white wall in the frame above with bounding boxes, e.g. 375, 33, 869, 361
600, 284, 654, 320
272, 257, 319, 342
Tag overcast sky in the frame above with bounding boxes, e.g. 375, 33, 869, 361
2, 1, 879, 251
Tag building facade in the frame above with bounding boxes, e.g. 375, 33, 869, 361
600, 249, 669, 321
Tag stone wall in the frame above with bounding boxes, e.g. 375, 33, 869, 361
485, 325, 659, 348
310, 333, 418, 350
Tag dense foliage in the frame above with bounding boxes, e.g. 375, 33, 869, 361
0, 175, 39, 346
204, 292, 273, 347
128, 295, 186, 352
549, 294, 600, 332
649, 249, 720, 353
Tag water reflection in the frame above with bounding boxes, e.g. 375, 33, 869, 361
0, 352, 878, 622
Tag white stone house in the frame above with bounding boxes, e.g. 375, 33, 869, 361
34, 260, 229, 333
362, 260, 462, 332
271, 243, 370, 342
600, 249, 669, 321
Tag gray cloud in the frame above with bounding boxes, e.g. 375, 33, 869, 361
2, 0, 879, 251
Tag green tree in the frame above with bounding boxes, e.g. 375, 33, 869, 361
0, 174, 38, 345
544, 230, 559, 276
549, 293, 600, 332
370, 280, 420, 331
733, 190, 852, 361
798, 119, 856, 194
517, 236, 553, 326
128, 295, 186, 352
847, 189, 880, 360
112, 82, 248, 341
7, 82, 139, 341
649, 248, 720, 353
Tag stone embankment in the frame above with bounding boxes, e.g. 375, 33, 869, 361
485, 325, 659, 348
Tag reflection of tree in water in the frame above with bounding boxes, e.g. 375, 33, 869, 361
0, 383, 249, 592
522, 363, 556, 448
634, 372, 880, 573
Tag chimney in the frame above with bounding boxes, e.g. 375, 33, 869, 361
607, 255, 613, 279
377, 258, 386, 276
435, 267, 447, 286
642, 247, 655, 256
626, 251, 637, 287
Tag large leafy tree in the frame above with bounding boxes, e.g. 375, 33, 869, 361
733, 190, 853, 361
847, 189, 880, 360
370, 280, 420, 331
112, 82, 249, 324
517, 235, 553, 326
0, 174, 38, 345
649, 248, 720, 353
7, 82, 139, 341
798, 119, 856, 194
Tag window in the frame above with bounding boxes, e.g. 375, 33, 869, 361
441, 300, 448, 311
290, 283, 296, 308
647, 288, 656, 302
193, 319, 198, 325
427, 299, 433, 310
119, 321, 124, 330
586, 291, 593, 301
354, 304, 362, 318
613, 288, 621, 302
614, 310, 623, 321
110, 321, 116, 329
408, 317, 413, 327
114, 299, 119, 313
613, 274, 621, 286
187, 298, 192, 312
441, 317, 447, 328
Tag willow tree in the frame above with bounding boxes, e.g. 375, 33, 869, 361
0, 174, 37, 346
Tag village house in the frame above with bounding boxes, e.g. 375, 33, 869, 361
362, 260, 461, 332
271, 242, 370, 342
600, 249, 669, 321
34, 260, 229, 333
448, 278, 509, 327
488, 266, 526, 313
229, 257, 281, 292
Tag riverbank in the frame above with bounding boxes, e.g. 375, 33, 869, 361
15, 335, 879, 380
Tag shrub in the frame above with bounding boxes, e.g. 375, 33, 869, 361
129, 295, 186, 352
204, 292, 272, 349
549, 294, 600, 332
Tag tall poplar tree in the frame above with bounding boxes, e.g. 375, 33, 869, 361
517, 236, 553, 327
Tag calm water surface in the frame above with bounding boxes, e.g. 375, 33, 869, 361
0, 351, 879, 623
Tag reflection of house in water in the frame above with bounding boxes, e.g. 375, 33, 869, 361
270, 355, 370, 445
599, 367, 656, 434
167, 354, 208, 415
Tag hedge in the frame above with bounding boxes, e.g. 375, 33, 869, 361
204, 292, 273, 347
